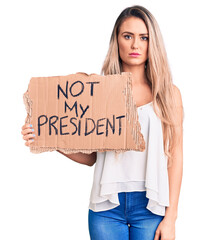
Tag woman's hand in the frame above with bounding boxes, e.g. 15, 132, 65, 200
21, 123, 35, 146
154, 217, 176, 240
21, 123, 96, 166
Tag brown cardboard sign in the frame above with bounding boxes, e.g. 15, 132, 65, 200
23, 72, 145, 154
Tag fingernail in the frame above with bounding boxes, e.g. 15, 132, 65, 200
33, 134, 35, 137
31, 139, 34, 142
31, 129, 34, 132
30, 124, 33, 127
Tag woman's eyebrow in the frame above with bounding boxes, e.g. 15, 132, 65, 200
121, 31, 149, 35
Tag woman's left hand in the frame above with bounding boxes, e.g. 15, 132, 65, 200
154, 217, 176, 240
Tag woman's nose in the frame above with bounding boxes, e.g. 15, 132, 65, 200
131, 37, 140, 49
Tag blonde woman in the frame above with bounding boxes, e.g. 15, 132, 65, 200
21, 5, 184, 240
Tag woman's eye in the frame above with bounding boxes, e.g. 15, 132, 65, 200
124, 35, 132, 40
141, 36, 148, 41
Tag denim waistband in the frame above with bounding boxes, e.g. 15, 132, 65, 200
117, 191, 148, 216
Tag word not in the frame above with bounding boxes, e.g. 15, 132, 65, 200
57, 80, 100, 99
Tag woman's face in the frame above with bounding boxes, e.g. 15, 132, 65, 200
117, 16, 149, 69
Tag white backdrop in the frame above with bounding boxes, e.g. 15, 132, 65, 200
0, 0, 205, 239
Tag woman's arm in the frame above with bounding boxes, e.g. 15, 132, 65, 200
165, 85, 184, 220
154, 85, 183, 240
57, 150, 97, 167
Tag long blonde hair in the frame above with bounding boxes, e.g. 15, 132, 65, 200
101, 5, 184, 167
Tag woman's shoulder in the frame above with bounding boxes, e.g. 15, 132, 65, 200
172, 84, 184, 126
172, 84, 183, 107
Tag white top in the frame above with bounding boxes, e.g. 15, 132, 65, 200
88, 101, 170, 216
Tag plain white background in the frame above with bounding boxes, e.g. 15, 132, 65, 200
0, 0, 205, 239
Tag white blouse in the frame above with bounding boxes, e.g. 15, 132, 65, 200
88, 101, 170, 216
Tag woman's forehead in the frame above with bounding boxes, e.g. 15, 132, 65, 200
119, 17, 148, 34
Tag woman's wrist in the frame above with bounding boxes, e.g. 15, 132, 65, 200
164, 206, 178, 221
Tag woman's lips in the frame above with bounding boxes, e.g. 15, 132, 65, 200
129, 53, 141, 57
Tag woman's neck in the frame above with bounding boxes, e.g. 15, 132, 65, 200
122, 64, 148, 85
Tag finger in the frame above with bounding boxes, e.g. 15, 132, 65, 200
23, 133, 35, 141
21, 127, 35, 136
21, 124, 34, 136
25, 139, 34, 147
154, 230, 160, 240
22, 123, 33, 130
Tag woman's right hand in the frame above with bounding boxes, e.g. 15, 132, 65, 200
21, 123, 35, 146
21, 123, 96, 166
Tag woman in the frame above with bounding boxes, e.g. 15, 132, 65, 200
21, 5, 184, 240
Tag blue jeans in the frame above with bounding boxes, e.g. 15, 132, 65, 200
88, 191, 164, 240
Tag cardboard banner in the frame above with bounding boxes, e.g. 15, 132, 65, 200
23, 72, 145, 154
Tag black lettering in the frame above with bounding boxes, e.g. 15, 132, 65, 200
70, 117, 77, 135
106, 115, 115, 136
70, 81, 84, 97
85, 118, 95, 136
116, 115, 125, 135
79, 104, 89, 118
78, 119, 81, 136
65, 100, 78, 117
38, 115, 48, 136
49, 116, 58, 135
96, 118, 105, 135
86, 81, 100, 96
60, 116, 69, 135
57, 81, 68, 99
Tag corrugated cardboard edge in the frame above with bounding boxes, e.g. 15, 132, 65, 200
123, 72, 145, 152
23, 90, 32, 124
23, 72, 145, 154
